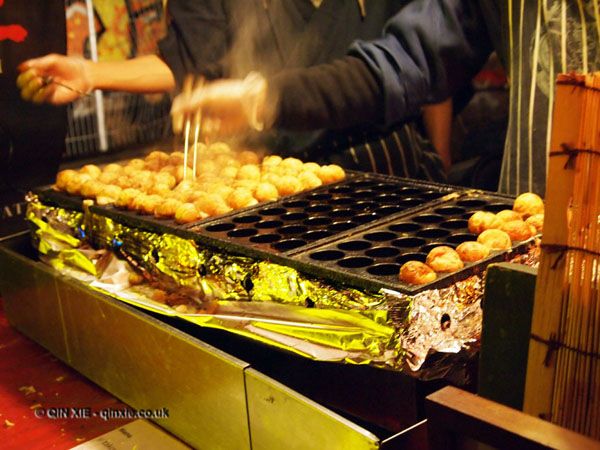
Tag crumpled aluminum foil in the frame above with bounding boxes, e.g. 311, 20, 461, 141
24, 196, 538, 379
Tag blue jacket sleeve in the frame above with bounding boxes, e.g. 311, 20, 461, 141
349, 0, 494, 127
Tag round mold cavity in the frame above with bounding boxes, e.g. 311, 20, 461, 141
396, 252, 427, 264
283, 200, 310, 209
310, 249, 345, 261
389, 222, 421, 233
307, 193, 332, 201
348, 180, 375, 189
259, 207, 287, 216
255, 219, 284, 229
367, 263, 401, 276
338, 240, 372, 251
329, 197, 355, 206
446, 233, 477, 244
396, 187, 422, 196
373, 183, 397, 192
392, 237, 427, 248
281, 212, 309, 221
355, 201, 378, 210
227, 228, 258, 238
435, 206, 466, 216
329, 186, 353, 194
420, 191, 445, 201
413, 213, 444, 224
456, 198, 488, 208
365, 246, 400, 258
440, 219, 468, 230
305, 204, 332, 213
278, 225, 308, 235
421, 242, 454, 254
375, 205, 403, 216
397, 198, 421, 208
329, 208, 355, 218
233, 215, 262, 224
417, 228, 451, 239
337, 256, 374, 268
484, 202, 513, 213
364, 231, 397, 242
302, 230, 332, 241
304, 216, 332, 227
250, 233, 281, 244
272, 239, 307, 251
376, 193, 402, 203
328, 221, 356, 232
206, 222, 236, 233
350, 190, 375, 199
352, 213, 380, 224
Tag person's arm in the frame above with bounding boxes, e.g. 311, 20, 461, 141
17, 54, 175, 104
422, 98, 453, 171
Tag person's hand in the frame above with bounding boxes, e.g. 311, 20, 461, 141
17, 54, 92, 104
171, 72, 267, 137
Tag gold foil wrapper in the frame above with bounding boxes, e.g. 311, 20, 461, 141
26, 198, 527, 377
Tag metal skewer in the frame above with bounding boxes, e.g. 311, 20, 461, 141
42, 76, 92, 97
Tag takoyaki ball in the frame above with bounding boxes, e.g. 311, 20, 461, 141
195, 193, 230, 216
237, 150, 260, 166
143, 158, 162, 172
154, 198, 183, 219
221, 166, 239, 180
148, 183, 172, 197
114, 175, 132, 189
115, 188, 141, 210
129, 170, 155, 192
159, 165, 177, 176
165, 190, 189, 203
477, 229, 512, 250
255, 182, 279, 202
227, 187, 258, 210
98, 184, 122, 200
513, 192, 544, 218
138, 194, 163, 215
103, 163, 123, 174
96, 196, 115, 206
55, 169, 78, 191
303, 162, 321, 173
208, 142, 232, 154
500, 220, 535, 241
154, 172, 176, 189
174, 179, 197, 192
236, 164, 261, 181
169, 151, 185, 166
80, 179, 105, 198
196, 159, 218, 175
261, 172, 281, 186
298, 171, 323, 190
145, 150, 170, 167
468, 211, 502, 235
232, 179, 258, 193
496, 209, 522, 223
215, 153, 239, 169
126, 158, 145, 170
525, 214, 544, 233
262, 154, 282, 170
274, 175, 302, 196
425, 246, 464, 273
79, 164, 101, 179
206, 183, 234, 201
175, 203, 204, 224
175, 165, 194, 184
98, 170, 120, 185
455, 241, 490, 262
281, 157, 304, 174
318, 164, 345, 184
399, 261, 437, 285
66, 173, 92, 195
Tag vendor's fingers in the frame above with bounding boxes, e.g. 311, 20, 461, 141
32, 86, 52, 104
16, 69, 38, 89
18, 53, 60, 73
170, 96, 186, 134
20, 76, 44, 101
